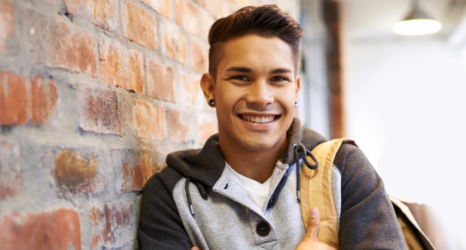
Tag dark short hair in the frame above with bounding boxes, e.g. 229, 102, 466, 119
208, 5, 303, 80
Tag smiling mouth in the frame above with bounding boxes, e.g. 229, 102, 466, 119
238, 114, 281, 124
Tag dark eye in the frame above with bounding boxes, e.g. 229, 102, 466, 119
232, 76, 249, 81
271, 76, 287, 81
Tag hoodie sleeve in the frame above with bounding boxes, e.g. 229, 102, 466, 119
334, 143, 407, 250
138, 167, 193, 250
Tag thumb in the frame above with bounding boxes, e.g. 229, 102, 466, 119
191, 247, 201, 250
304, 207, 320, 241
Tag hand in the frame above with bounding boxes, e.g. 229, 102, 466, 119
295, 207, 337, 250
191, 247, 201, 250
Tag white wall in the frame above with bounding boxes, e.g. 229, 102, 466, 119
344, 36, 466, 249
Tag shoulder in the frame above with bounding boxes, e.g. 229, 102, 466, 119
144, 166, 184, 196
333, 142, 381, 192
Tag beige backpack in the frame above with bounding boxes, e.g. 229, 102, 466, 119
300, 138, 436, 250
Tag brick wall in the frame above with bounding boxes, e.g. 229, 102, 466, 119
0, 0, 300, 249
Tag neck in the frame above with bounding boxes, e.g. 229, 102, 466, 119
218, 132, 287, 184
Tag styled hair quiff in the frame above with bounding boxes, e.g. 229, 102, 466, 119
208, 5, 304, 79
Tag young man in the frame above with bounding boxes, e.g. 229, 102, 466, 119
138, 5, 406, 250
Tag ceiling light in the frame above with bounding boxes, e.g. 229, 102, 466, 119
393, 0, 442, 36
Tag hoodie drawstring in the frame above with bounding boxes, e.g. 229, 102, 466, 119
294, 143, 319, 203
185, 178, 195, 217
185, 178, 208, 218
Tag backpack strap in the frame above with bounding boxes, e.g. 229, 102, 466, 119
300, 138, 354, 249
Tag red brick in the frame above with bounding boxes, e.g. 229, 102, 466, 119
113, 150, 153, 193
175, 0, 200, 36
89, 202, 135, 250
122, 1, 157, 50
0, 72, 58, 125
99, 37, 144, 92
200, 10, 214, 41
146, 60, 175, 102
197, 116, 215, 143
0, 142, 21, 200
166, 109, 189, 143
55, 150, 99, 193
0, 1, 14, 54
0, 72, 30, 125
163, 21, 188, 64
31, 76, 58, 124
0, 208, 81, 250
191, 39, 208, 72
133, 100, 166, 140
142, 0, 172, 19
178, 73, 202, 107
64, 0, 119, 31
47, 21, 97, 77
79, 87, 124, 135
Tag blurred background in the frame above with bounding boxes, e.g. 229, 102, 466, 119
296, 0, 466, 249
0, 0, 464, 249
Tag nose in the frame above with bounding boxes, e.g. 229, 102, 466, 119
245, 78, 274, 108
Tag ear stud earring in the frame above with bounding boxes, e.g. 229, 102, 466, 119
295, 101, 298, 107
208, 99, 216, 107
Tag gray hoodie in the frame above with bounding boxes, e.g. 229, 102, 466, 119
138, 118, 406, 250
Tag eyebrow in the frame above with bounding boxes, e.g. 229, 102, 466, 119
271, 68, 292, 74
225, 67, 293, 74
225, 67, 253, 73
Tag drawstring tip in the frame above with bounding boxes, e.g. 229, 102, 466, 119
190, 205, 195, 217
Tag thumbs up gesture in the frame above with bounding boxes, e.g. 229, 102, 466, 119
295, 208, 337, 250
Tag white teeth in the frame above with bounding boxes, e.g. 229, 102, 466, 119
242, 115, 275, 123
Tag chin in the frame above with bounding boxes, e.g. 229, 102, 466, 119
237, 135, 280, 152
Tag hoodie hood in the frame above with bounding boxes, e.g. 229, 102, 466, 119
165, 117, 327, 188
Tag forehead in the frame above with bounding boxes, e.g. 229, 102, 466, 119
219, 35, 295, 73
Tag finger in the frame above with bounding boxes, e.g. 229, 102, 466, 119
191, 247, 201, 250
303, 207, 320, 241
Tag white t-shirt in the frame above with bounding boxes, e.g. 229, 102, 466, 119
226, 163, 272, 210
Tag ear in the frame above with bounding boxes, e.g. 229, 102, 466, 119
200, 73, 216, 102
295, 75, 301, 98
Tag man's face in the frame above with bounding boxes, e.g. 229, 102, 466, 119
212, 34, 300, 152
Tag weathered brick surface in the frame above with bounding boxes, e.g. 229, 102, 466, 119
31, 76, 58, 124
178, 72, 202, 108
55, 150, 100, 193
0, 208, 81, 250
112, 150, 153, 193
197, 116, 216, 143
133, 100, 166, 140
64, 0, 119, 31
48, 21, 98, 77
162, 21, 188, 64
201, 9, 214, 41
0, 72, 30, 125
146, 59, 175, 102
0, 72, 58, 125
191, 39, 208, 72
211, 0, 232, 18
166, 108, 189, 143
88, 201, 135, 250
0, 1, 14, 54
0, 142, 21, 200
142, 0, 172, 19
122, 1, 157, 50
99, 37, 144, 92
79, 87, 124, 135
175, 0, 200, 36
